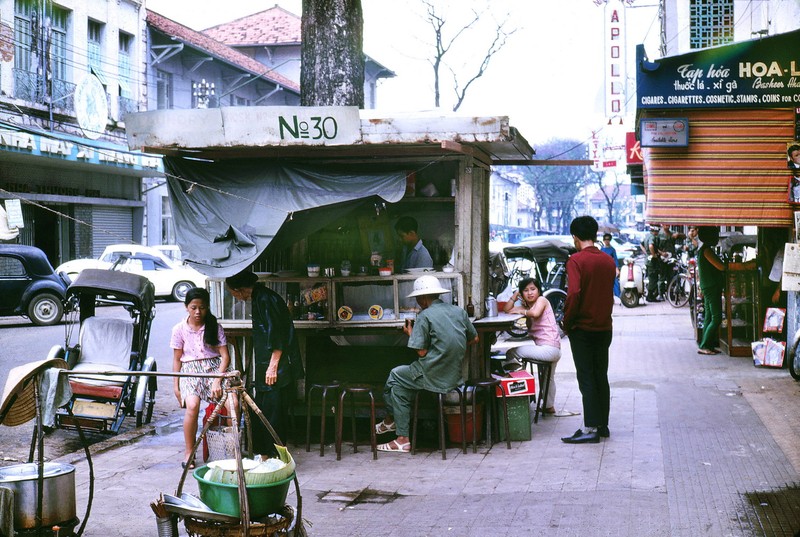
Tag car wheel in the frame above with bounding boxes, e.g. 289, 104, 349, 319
28, 293, 64, 326
172, 281, 194, 302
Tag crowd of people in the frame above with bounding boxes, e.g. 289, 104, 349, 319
170, 215, 786, 462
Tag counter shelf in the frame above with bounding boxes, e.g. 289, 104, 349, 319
208, 272, 464, 330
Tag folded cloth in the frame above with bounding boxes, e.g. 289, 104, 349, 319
0, 486, 13, 537
38, 367, 73, 428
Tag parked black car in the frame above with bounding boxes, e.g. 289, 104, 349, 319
0, 244, 70, 325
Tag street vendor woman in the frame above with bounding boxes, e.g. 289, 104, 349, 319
374, 275, 478, 452
226, 270, 304, 456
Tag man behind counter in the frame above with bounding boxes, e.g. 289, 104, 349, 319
395, 216, 433, 270
374, 275, 478, 452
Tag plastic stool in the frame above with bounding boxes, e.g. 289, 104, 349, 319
465, 378, 511, 452
335, 383, 377, 460
410, 387, 466, 460
305, 381, 341, 456
522, 359, 553, 424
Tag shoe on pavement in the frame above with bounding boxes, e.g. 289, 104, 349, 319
561, 428, 600, 444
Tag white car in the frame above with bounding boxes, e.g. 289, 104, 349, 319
56, 244, 207, 302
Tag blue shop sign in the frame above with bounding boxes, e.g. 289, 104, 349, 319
0, 128, 163, 173
637, 29, 800, 109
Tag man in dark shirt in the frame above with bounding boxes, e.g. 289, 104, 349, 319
561, 216, 616, 444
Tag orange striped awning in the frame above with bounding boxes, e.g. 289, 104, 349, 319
643, 109, 794, 227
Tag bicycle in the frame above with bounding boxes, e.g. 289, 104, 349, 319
666, 255, 692, 308
789, 329, 800, 380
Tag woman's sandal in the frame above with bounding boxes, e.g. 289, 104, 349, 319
697, 349, 720, 355
181, 461, 196, 470
377, 439, 410, 453
374, 420, 397, 434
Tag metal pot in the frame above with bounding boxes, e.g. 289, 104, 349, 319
0, 462, 76, 529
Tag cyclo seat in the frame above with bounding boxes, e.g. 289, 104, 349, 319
69, 317, 134, 399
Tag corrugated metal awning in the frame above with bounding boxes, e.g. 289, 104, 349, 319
643, 109, 793, 227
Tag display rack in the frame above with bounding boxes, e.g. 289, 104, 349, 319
719, 261, 760, 357
208, 272, 464, 330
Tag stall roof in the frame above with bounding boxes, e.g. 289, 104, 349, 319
125, 107, 535, 167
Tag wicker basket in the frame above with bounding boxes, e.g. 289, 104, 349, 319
206, 426, 238, 462
184, 505, 293, 537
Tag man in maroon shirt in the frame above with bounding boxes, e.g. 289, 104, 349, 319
561, 216, 616, 444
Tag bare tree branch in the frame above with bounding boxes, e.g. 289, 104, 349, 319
451, 22, 516, 112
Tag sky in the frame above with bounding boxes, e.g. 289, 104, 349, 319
146, 0, 662, 150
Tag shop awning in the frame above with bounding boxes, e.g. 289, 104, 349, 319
164, 156, 406, 277
643, 109, 794, 227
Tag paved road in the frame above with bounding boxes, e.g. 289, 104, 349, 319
28, 299, 800, 536
0, 301, 186, 462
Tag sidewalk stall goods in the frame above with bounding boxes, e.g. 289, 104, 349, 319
125, 106, 534, 428
635, 31, 800, 353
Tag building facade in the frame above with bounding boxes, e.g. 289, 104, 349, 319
0, 0, 160, 266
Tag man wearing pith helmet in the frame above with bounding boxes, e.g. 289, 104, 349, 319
374, 275, 479, 453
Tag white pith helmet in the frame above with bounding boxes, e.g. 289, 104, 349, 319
407, 275, 450, 298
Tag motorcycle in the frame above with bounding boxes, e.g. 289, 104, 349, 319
619, 257, 645, 308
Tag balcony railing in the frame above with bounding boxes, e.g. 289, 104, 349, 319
119, 96, 138, 117
13, 68, 75, 112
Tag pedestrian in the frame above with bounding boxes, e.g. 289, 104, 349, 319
561, 216, 616, 444
503, 277, 562, 414
643, 224, 662, 301
225, 270, 304, 456
170, 287, 234, 468
600, 233, 621, 298
696, 227, 726, 355
374, 275, 478, 452
394, 216, 434, 270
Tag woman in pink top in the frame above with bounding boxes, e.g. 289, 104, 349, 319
503, 278, 562, 414
170, 287, 233, 468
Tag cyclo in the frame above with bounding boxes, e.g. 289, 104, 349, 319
501, 238, 574, 337
53, 268, 159, 434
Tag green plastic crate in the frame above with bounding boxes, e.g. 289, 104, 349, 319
495, 396, 531, 441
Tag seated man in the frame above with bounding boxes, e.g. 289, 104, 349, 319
375, 275, 478, 452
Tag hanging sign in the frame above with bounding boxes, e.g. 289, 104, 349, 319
640, 118, 689, 147
4, 199, 24, 228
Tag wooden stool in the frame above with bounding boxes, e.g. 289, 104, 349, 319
465, 378, 511, 453
410, 387, 466, 460
305, 381, 341, 456
335, 383, 377, 460
522, 359, 553, 424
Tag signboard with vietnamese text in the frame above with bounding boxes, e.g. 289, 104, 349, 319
637, 29, 800, 109
640, 118, 689, 147
4, 199, 24, 228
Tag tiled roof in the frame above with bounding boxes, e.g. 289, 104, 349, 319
146, 10, 299, 93
203, 5, 300, 46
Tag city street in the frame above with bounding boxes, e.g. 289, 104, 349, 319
3, 300, 798, 536
0, 300, 186, 461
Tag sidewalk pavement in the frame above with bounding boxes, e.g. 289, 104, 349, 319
53, 300, 800, 536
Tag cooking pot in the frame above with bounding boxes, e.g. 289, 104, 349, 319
0, 462, 76, 529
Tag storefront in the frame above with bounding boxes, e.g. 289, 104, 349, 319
0, 125, 163, 266
636, 30, 800, 355
126, 105, 534, 393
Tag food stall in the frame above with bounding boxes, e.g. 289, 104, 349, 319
125, 106, 533, 408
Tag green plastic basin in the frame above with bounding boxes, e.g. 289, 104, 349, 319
192, 465, 294, 519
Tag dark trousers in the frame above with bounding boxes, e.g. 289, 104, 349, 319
568, 329, 612, 428
249, 387, 287, 457
646, 260, 661, 299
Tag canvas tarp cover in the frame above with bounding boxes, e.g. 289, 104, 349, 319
164, 157, 407, 277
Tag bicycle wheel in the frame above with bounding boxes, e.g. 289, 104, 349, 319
666, 274, 690, 308
544, 288, 567, 338
789, 333, 800, 380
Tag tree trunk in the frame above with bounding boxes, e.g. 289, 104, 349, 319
301, 0, 365, 107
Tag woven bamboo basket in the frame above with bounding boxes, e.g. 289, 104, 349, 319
184, 505, 293, 537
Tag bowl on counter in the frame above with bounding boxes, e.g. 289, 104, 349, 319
307, 264, 320, 277
378, 268, 392, 276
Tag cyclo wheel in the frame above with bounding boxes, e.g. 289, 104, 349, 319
504, 317, 529, 338
544, 288, 567, 338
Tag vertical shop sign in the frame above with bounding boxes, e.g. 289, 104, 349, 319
604, 1, 626, 118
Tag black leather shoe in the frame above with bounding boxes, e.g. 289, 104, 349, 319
598, 426, 610, 438
561, 429, 600, 444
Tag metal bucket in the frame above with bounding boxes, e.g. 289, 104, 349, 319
0, 462, 76, 529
